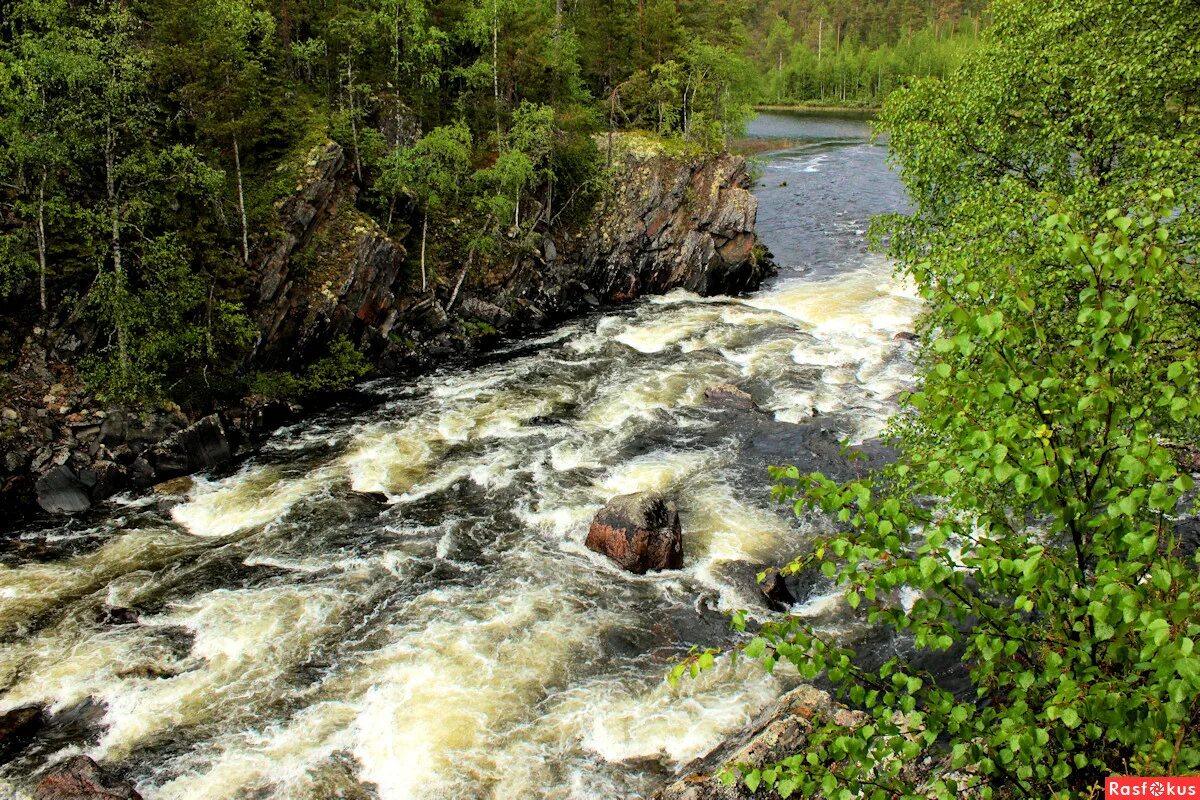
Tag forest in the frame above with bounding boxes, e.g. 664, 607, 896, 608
0, 0, 982, 412
743, 0, 987, 105
0, 0, 760, 406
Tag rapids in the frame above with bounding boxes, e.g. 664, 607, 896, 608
0, 111, 918, 800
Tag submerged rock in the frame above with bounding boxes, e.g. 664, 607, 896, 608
710, 561, 831, 614
97, 606, 140, 626
586, 491, 684, 574
33, 755, 142, 800
758, 566, 801, 611
703, 383, 758, 411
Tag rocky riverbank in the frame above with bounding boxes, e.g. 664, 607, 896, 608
0, 137, 773, 527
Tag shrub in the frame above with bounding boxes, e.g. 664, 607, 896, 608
681, 0, 1200, 795
248, 336, 371, 399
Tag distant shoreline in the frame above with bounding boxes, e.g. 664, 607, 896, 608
754, 104, 880, 115
728, 137, 799, 155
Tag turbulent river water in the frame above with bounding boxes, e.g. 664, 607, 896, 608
0, 111, 918, 800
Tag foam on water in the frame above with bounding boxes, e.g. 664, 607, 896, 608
173, 466, 333, 538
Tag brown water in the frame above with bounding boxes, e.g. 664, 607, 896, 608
0, 111, 917, 800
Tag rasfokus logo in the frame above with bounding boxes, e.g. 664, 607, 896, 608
1106, 778, 1200, 798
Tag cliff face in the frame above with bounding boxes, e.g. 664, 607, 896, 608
246, 136, 771, 372
2, 138, 773, 521
253, 143, 408, 369
573, 139, 765, 300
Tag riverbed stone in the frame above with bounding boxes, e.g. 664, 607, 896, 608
586, 491, 683, 574
97, 606, 140, 626
88, 461, 127, 500
33, 755, 142, 800
151, 414, 233, 480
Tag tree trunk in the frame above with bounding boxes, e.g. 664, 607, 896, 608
636, 0, 644, 65
447, 249, 472, 312
36, 168, 47, 312
346, 59, 363, 183
233, 134, 250, 264
818, 19, 823, 61
448, 215, 493, 312
420, 212, 428, 293
492, 0, 501, 141
686, 80, 696, 138
394, 5, 404, 147
105, 115, 129, 380
279, 0, 292, 50
607, 88, 617, 166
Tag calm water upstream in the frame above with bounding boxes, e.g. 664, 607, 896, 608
0, 111, 917, 800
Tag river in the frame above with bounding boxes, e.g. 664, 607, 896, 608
0, 111, 918, 800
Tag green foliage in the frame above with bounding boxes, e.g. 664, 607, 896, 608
475, 101, 556, 227
739, 206, 1200, 799
380, 121, 473, 216
679, 0, 1200, 797
83, 235, 257, 404
249, 336, 372, 399
773, 27, 981, 106
299, 336, 373, 393
460, 318, 499, 338
616, 43, 756, 148
245, 370, 305, 401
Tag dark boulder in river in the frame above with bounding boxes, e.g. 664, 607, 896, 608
586, 491, 684, 574
33, 755, 142, 800
0, 705, 45, 762
148, 413, 233, 480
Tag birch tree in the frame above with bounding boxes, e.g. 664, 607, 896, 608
379, 122, 473, 293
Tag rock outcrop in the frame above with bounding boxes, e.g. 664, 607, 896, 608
654, 680, 985, 800
33, 755, 142, 800
576, 136, 768, 300
586, 491, 684, 573
254, 143, 410, 368
248, 136, 773, 374
654, 684, 866, 800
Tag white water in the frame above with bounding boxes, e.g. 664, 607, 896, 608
0, 114, 916, 799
